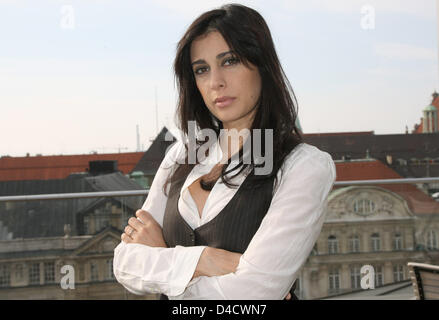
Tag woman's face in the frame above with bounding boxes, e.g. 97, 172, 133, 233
190, 31, 262, 131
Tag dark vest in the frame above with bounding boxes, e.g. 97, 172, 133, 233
160, 164, 297, 300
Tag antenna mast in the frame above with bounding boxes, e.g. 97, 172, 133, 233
136, 124, 140, 152
437, 0, 439, 88
155, 85, 159, 135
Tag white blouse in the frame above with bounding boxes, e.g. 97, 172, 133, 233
113, 133, 336, 299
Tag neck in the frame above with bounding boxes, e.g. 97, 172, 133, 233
219, 127, 250, 163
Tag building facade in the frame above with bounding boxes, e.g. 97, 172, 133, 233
0, 226, 159, 299
296, 184, 439, 299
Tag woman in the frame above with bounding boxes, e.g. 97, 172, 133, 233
113, 3, 336, 300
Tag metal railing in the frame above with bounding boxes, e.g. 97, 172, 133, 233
0, 190, 148, 202
0, 177, 438, 202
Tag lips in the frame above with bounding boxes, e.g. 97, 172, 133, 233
214, 96, 235, 108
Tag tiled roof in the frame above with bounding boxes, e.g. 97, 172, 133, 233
335, 160, 402, 181
303, 132, 439, 162
335, 160, 439, 215
0, 152, 144, 181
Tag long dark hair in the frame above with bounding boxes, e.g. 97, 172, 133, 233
163, 3, 302, 195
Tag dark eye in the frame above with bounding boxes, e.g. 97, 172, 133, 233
224, 57, 239, 65
194, 66, 208, 75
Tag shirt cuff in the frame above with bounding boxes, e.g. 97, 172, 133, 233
168, 245, 207, 296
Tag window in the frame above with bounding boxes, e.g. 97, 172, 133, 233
427, 230, 438, 250
374, 265, 384, 287
44, 262, 55, 284
29, 263, 40, 285
354, 199, 375, 215
328, 235, 339, 254
328, 268, 340, 294
0, 264, 11, 287
106, 259, 115, 280
90, 261, 99, 282
393, 265, 404, 282
371, 233, 381, 252
393, 233, 403, 250
349, 235, 360, 253
350, 266, 361, 289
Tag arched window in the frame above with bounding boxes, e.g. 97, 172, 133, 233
349, 235, 360, 253
328, 235, 339, 254
371, 233, 381, 252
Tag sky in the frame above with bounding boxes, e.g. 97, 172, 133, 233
0, 0, 437, 157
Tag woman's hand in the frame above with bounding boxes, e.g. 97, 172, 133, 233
121, 209, 167, 248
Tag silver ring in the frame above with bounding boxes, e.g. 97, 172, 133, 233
126, 226, 134, 237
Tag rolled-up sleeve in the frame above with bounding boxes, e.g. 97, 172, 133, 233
172, 146, 336, 300
113, 242, 206, 296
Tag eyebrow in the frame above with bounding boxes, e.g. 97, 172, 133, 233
191, 50, 235, 66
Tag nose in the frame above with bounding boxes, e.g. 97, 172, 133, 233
209, 67, 225, 90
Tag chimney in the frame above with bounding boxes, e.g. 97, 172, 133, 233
88, 160, 118, 176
